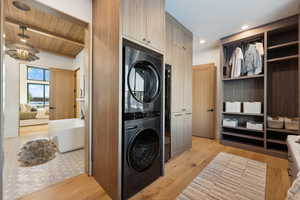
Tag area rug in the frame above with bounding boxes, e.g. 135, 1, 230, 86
18, 138, 57, 167
4, 133, 84, 200
177, 152, 267, 200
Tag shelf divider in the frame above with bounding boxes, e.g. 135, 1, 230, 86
267, 128, 299, 135
222, 112, 264, 117
223, 74, 264, 81
222, 126, 264, 133
267, 55, 298, 63
267, 41, 298, 50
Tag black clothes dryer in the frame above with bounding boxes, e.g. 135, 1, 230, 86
123, 41, 163, 121
122, 117, 162, 199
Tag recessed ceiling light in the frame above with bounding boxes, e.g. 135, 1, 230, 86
200, 40, 206, 44
241, 25, 249, 30
3, 34, 6, 38
12, 1, 31, 11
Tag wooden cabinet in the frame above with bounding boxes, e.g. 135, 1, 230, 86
183, 44, 193, 112
171, 113, 192, 156
121, 0, 145, 44
183, 113, 193, 150
144, 0, 165, 51
165, 14, 173, 64
167, 14, 193, 113
171, 113, 184, 157
121, 0, 165, 52
166, 12, 193, 158
171, 44, 184, 113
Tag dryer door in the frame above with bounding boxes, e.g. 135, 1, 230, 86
127, 128, 160, 172
128, 61, 160, 103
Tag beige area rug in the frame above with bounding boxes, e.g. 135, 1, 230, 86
177, 152, 267, 200
4, 133, 84, 200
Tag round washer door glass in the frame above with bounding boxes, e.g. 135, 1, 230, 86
128, 129, 160, 172
128, 61, 160, 103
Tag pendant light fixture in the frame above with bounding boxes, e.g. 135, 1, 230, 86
5, 25, 40, 62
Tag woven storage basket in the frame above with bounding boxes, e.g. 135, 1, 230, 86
267, 116, 284, 129
285, 117, 299, 131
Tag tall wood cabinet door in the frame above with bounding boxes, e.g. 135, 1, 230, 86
165, 14, 173, 64
171, 45, 184, 113
183, 113, 192, 150
121, 0, 146, 44
173, 23, 184, 48
171, 113, 184, 156
144, 0, 165, 51
183, 49, 193, 112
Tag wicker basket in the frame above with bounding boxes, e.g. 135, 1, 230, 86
285, 117, 299, 131
267, 116, 284, 129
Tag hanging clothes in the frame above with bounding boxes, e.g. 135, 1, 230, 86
229, 47, 244, 78
243, 43, 264, 75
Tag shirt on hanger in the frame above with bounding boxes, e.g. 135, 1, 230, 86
244, 43, 263, 75
229, 47, 244, 78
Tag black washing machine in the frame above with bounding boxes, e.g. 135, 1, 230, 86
123, 40, 163, 120
122, 117, 162, 199
122, 40, 163, 199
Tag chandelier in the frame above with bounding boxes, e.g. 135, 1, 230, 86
5, 25, 40, 61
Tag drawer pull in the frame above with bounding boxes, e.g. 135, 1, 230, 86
175, 114, 183, 117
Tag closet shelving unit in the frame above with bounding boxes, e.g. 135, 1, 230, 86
220, 15, 299, 158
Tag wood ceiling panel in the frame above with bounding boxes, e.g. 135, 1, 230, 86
5, 23, 82, 57
3, 0, 85, 57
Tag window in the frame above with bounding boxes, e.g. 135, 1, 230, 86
27, 83, 49, 107
27, 66, 50, 81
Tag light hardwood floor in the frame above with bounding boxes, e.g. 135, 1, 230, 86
18, 137, 290, 200
19, 125, 49, 136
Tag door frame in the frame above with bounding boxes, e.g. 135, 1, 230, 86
0, 0, 4, 198
0, 0, 93, 179
192, 63, 217, 139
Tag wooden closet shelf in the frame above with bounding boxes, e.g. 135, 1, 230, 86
267, 55, 299, 63
267, 128, 299, 135
222, 131, 264, 141
267, 41, 299, 50
222, 74, 264, 81
222, 112, 264, 117
222, 126, 264, 133
267, 139, 287, 145
267, 148, 288, 156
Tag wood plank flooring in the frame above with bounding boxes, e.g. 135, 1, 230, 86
18, 137, 290, 200
19, 125, 49, 136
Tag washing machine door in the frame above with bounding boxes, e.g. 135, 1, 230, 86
128, 129, 160, 172
128, 61, 160, 103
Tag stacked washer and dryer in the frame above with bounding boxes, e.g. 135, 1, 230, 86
122, 40, 164, 199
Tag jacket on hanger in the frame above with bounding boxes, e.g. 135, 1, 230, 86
244, 43, 264, 75
229, 47, 244, 78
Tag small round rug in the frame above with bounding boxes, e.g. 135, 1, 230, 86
18, 138, 57, 167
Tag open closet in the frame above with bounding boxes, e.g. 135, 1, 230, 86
220, 15, 299, 158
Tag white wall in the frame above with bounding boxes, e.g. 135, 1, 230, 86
193, 46, 222, 139
36, 0, 92, 23
4, 51, 74, 138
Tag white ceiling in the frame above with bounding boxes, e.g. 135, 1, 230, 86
166, 0, 300, 52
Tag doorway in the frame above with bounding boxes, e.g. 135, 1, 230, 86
1, 0, 91, 199
192, 63, 216, 139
